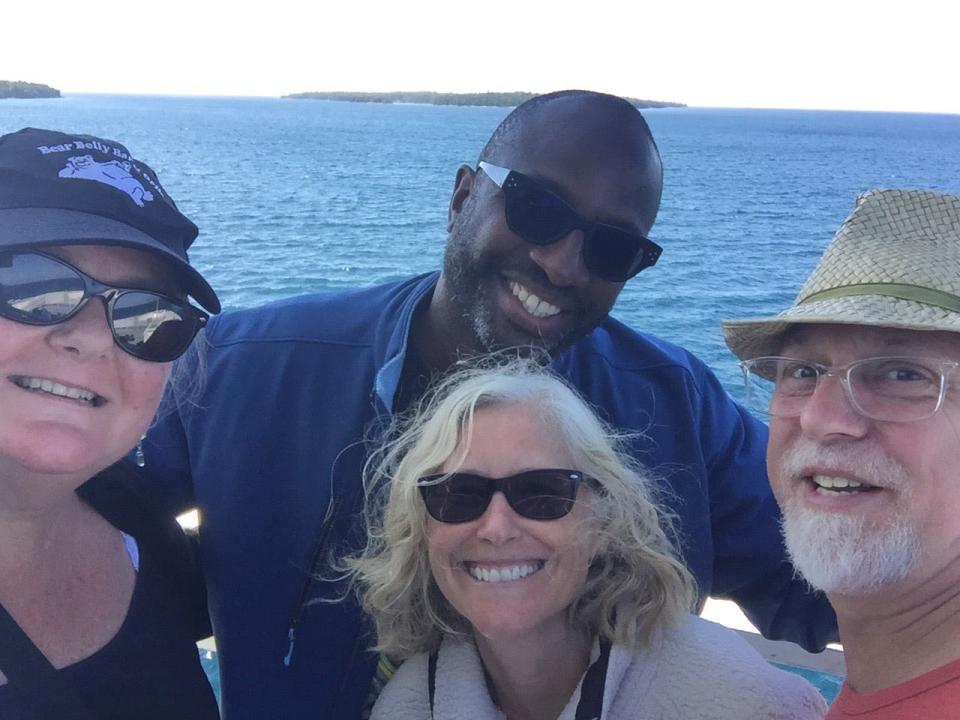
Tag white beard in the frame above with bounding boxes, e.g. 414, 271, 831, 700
777, 443, 922, 595
781, 507, 920, 594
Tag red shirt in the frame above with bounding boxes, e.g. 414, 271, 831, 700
827, 658, 960, 719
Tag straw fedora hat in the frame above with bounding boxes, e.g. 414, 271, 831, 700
723, 188, 960, 361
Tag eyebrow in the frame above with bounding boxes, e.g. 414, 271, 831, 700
96, 268, 179, 296
111, 257, 185, 297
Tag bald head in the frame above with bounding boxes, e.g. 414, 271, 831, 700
479, 91, 663, 228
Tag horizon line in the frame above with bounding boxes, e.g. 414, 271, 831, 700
7, 88, 959, 117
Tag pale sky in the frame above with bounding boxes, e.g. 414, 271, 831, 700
4, 0, 958, 114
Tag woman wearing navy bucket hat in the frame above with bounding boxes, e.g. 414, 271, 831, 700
0, 128, 220, 719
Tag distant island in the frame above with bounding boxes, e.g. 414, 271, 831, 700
0, 81, 60, 99
283, 91, 684, 109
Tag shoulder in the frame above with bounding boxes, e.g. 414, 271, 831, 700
370, 653, 431, 720
830, 658, 960, 717
78, 462, 178, 535
204, 273, 435, 349
77, 462, 200, 571
562, 316, 712, 380
555, 317, 758, 439
555, 318, 732, 417
630, 616, 827, 719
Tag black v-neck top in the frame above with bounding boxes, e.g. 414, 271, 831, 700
0, 463, 218, 719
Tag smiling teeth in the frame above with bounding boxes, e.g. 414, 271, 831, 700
509, 281, 561, 318
468, 562, 543, 583
13, 377, 97, 405
813, 475, 864, 494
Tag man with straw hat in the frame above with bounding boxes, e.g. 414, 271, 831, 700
724, 188, 960, 718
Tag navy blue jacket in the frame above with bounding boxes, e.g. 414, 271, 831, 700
146, 272, 837, 720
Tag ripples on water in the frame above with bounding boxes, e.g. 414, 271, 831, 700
3, 96, 960, 392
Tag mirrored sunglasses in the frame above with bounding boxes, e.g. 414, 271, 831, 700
0, 251, 207, 363
419, 468, 587, 523
478, 161, 662, 282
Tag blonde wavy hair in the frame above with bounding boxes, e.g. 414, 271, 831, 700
348, 356, 696, 660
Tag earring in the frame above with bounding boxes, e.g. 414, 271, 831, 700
135, 435, 146, 468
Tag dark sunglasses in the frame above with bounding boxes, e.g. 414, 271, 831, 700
0, 250, 207, 362
419, 468, 587, 523
478, 161, 662, 282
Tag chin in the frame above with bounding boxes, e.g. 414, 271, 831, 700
471, 618, 541, 644
782, 507, 921, 594
5, 428, 117, 480
481, 317, 579, 358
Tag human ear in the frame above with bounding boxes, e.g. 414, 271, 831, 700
446, 164, 476, 233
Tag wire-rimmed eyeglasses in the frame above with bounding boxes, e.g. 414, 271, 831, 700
739, 356, 960, 422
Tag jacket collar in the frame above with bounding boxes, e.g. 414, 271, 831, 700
372, 271, 438, 416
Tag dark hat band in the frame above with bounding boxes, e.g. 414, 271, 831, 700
801, 282, 960, 315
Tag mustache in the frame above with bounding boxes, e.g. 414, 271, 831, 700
777, 442, 911, 492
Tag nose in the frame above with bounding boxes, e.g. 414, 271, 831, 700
798, 373, 870, 441
475, 492, 523, 544
528, 229, 590, 288
48, 298, 115, 358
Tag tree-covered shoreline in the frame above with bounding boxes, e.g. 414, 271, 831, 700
0, 81, 60, 99
283, 90, 684, 109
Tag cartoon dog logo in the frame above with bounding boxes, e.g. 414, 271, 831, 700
59, 155, 155, 207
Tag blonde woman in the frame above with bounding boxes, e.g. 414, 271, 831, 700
350, 359, 826, 720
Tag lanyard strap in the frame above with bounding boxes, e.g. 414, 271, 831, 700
574, 638, 611, 720
426, 638, 611, 719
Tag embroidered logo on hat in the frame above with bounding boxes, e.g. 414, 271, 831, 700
0, 126, 222, 313
58, 155, 155, 207
0, 667, 7, 686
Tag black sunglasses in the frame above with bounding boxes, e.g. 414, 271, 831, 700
478, 161, 662, 282
0, 250, 208, 362
419, 468, 587, 523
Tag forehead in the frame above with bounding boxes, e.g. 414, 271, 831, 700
45, 244, 180, 294
492, 100, 661, 233
781, 323, 960, 360
447, 402, 576, 474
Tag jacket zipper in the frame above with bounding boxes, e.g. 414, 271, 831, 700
283, 494, 344, 667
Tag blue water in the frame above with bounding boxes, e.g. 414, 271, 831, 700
3, 95, 960, 396
3, 96, 956, 701
773, 662, 842, 703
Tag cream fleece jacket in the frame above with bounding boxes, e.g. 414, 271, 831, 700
371, 615, 827, 720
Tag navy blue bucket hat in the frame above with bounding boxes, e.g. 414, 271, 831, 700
0, 127, 220, 313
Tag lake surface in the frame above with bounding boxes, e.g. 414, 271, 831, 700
3, 95, 960, 394
8, 93, 944, 701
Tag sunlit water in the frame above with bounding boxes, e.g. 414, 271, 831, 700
4, 95, 959, 394
4, 96, 959, 701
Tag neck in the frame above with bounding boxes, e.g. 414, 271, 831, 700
474, 624, 592, 720
0, 461, 93, 567
833, 554, 960, 693
0, 464, 134, 670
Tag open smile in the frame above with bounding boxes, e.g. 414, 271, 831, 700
497, 275, 579, 339
794, 470, 893, 513
463, 560, 545, 584
509, 280, 561, 318
9, 375, 106, 407
809, 474, 878, 496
